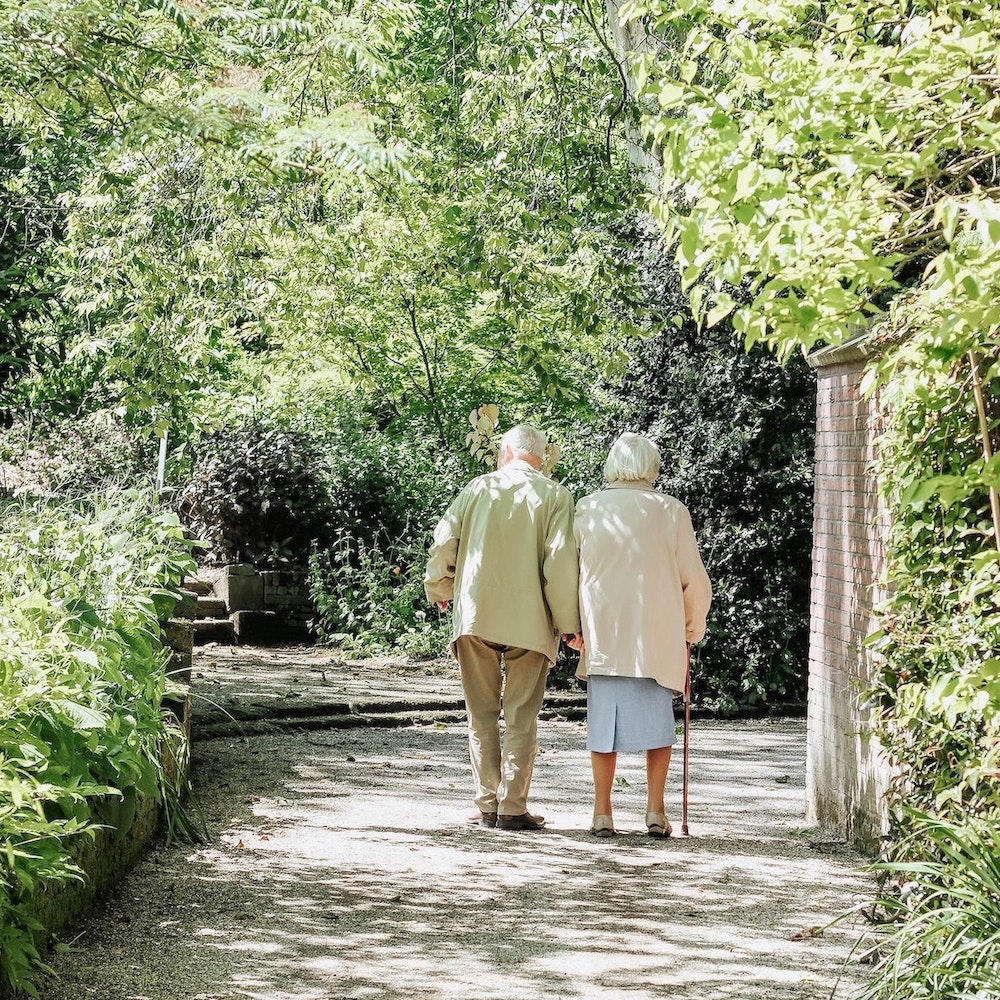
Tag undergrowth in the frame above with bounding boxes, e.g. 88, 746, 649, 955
0, 488, 195, 996
309, 526, 451, 660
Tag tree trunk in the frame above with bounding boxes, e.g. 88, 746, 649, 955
602, 0, 662, 192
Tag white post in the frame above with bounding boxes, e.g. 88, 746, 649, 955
156, 430, 168, 492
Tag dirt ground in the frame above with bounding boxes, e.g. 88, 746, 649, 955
38, 646, 876, 1000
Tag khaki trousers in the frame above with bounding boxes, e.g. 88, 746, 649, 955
454, 635, 549, 816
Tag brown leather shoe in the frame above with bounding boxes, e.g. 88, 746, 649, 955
497, 812, 546, 831
468, 810, 497, 828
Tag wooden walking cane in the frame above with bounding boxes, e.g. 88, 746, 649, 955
681, 643, 691, 836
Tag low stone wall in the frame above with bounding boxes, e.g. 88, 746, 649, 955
190, 564, 316, 642
260, 569, 314, 636
162, 618, 194, 742
24, 791, 163, 949
22, 620, 194, 953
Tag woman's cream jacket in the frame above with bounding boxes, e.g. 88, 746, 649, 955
574, 481, 712, 692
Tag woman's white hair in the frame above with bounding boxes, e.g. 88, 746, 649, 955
604, 432, 660, 483
500, 424, 546, 461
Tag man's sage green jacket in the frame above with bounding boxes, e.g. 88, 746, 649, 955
424, 459, 581, 663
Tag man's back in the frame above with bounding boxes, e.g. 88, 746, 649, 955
425, 459, 579, 661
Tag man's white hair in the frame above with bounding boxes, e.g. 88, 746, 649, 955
500, 424, 546, 461
604, 432, 660, 483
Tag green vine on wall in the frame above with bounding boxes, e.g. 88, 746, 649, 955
865, 309, 1000, 834
859, 320, 1000, 995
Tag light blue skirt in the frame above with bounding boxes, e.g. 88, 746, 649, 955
586, 674, 677, 753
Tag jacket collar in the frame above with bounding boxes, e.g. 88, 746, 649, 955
606, 480, 655, 491
501, 458, 540, 473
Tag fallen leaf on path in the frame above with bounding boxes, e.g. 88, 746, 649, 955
790, 926, 824, 940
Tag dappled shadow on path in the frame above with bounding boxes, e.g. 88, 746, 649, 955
41, 721, 872, 1000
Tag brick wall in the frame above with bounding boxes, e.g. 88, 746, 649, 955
806, 338, 891, 851
260, 569, 315, 636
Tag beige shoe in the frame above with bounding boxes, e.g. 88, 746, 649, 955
646, 811, 672, 838
589, 814, 614, 837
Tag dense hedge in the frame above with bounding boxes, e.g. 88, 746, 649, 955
619, 332, 815, 711
554, 238, 816, 712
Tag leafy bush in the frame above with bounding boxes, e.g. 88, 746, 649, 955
176, 422, 335, 567
866, 339, 1000, 834
309, 527, 451, 660
557, 240, 816, 712
319, 416, 463, 548
175, 412, 463, 570
0, 416, 152, 495
648, 341, 815, 711
0, 488, 194, 996
172, 409, 463, 657
853, 326, 1000, 997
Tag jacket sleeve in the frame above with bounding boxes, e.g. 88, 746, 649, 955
542, 487, 581, 634
424, 493, 464, 604
677, 505, 713, 643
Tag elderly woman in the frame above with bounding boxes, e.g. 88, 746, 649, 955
571, 433, 712, 837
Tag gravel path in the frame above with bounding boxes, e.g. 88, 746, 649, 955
38, 647, 874, 1000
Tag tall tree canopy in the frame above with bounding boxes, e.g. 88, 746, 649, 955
1, 0, 413, 430
2, 0, 648, 448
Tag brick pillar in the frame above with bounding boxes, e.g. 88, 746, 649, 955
806, 337, 891, 851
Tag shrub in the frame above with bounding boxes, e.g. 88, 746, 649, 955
320, 419, 462, 548
649, 344, 815, 710
0, 488, 195, 996
176, 410, 465, 657
854, 322, 999, 997
281, 408, 466, 657
865, 343, 1000, 832
560, 326, 815, 712
176, 422, 334, 567
0, 416, 152, 495
309, 526, 451, 660
175, 414, 463, 571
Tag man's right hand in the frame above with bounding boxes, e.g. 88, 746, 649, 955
436, 600, 451, 611
562, 632, 584, 652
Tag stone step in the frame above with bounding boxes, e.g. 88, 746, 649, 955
196, 596, 228, 618
192, 618, 236, 646
183, 578, 215, 597
231, 610, 280, 645
171, 590, 199, 619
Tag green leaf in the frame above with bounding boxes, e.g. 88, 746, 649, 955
51, 700, 108, 731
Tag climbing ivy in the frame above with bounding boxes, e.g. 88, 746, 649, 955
865, 323, 1000, 831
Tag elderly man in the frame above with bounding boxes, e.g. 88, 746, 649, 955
425, 424, 580, 831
